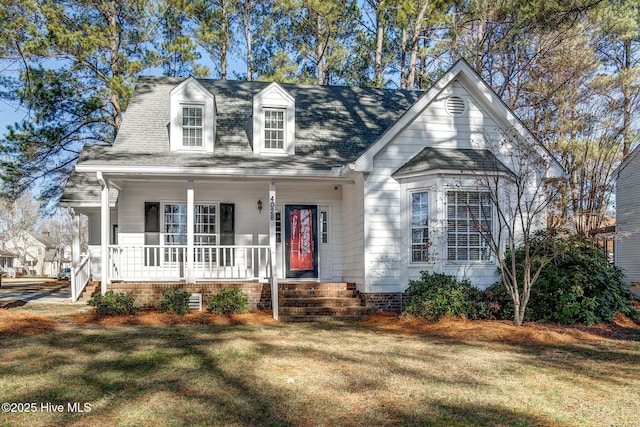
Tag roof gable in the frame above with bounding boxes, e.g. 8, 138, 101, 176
354, 59, 564, 178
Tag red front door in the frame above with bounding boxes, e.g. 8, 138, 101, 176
285, 205, 318, 278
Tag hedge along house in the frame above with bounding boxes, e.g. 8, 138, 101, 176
60, 59, 563, 319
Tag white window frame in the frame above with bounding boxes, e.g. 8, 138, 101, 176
263, 108, 285, 151
181, 105, 204, 149
410, 190, 430, 263
162, 201, 219, 263
445, 189, 493, 263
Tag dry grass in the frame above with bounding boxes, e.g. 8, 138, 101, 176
1, 306, 640, 426
0, 310, 57, 336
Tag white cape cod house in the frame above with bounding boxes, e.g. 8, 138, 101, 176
60, 60, 562, 318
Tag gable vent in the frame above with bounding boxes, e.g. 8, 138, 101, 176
189, 293, 202, 311
446, 96, 465, 116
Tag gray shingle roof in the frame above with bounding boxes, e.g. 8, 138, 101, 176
393, 147, 513, 177
76, 77, 423, 170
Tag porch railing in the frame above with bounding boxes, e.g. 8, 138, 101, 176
71, 253, 91, 302
108, 245, 271, 282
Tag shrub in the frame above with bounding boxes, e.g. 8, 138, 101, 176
495, 230, 639, 325
209, 288, 249, 314
88, 291, 137, 316
157, 288, 191, 315
401, 271, 498, 321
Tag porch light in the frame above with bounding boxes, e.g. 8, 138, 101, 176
257, 199, 263, 213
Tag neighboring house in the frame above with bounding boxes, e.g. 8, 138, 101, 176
60, 59, 562, 312
614, 145, 640, 296
0, 249, 18, 277
3, 231, 61, 277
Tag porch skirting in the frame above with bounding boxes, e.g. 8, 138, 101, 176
106, 282, 407, 314
108, 282, 272, 310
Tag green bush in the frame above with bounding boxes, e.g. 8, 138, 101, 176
494, 230, 639, 325
157, 288, 191, 315
88, 291, 137, 316
401, 271, 498, 321
209, 288, 249, 314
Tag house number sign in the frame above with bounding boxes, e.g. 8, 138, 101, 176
269, 195, 276, 221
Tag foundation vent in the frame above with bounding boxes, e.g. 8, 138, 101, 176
189, 293, 202, 311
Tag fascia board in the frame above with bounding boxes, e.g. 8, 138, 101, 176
75, 164, 344, 179
393, 169, 514, 181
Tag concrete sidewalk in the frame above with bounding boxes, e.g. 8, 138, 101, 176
0, 280, 73, 305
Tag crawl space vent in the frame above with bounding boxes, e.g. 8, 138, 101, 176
446, 96, 465, 116
189, 293, 202, 311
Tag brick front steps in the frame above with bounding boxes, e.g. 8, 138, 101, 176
77, 281, 100, 302
278, 282, 368, 322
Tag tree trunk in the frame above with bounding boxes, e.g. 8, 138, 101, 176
406, 1, 430, 90
400, 27, 407, 89
316, 12, 325, 84
374, 4, 384, 87
245, 1, 253, 81
622, 38, 632, 157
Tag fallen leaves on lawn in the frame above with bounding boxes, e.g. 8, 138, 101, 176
71, 309, 280, 326
0, 310, 57, 336
363, 312, 640, 344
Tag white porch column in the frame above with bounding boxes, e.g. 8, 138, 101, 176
186, 180, 195, 283
71, 209, 81, 301
97, 172, 110, 294
269, 181, 278, 320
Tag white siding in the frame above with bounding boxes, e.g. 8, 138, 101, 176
342, 175, 365, 290
364, 81, 504, 293
616, 153, 640, 283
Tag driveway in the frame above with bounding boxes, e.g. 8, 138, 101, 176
0, 279, 73, 307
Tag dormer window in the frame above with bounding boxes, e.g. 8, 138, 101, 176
170, 78, 215, 153
253, 82, 295, 156
264, 109, 285, 150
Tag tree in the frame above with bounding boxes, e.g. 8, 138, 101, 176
0, 0, 173, 201
37, 207, 73, 274
469, 131, 564, 326
0, 191, 42, 272
156, 0, 210, 78
591, 0, 640, 157
268, 0, 361, 85
191, 0, 239, 80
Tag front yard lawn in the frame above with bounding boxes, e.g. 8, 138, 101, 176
1, 307, 639, 426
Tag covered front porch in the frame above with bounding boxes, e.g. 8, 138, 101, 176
65, 171, 355, 320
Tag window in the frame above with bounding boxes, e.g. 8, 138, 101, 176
320, 211, 329, 244
275, 210, 282, 243
264, 109, 284, 150
182, 106, 203, 147
411, 192, 430, 262
163, 203, 217, 262
446, 191, 492, 262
